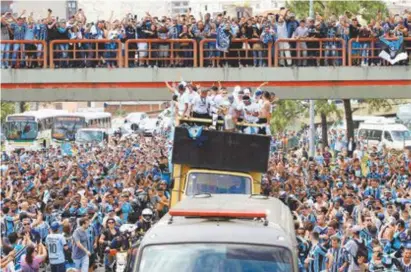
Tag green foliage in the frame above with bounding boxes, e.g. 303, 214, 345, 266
270, 100, 305, 132
1, 103, 15, 123
315, 100, 343, 120
286, 0, 388, 22
365, 99, 403, 113
114, 109, 127, 117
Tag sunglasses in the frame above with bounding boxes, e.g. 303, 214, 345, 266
107, 221, 115, 224
23, 223, 31, 226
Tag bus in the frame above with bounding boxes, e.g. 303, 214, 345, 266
4, 110, 67, 152
52, 112, 111, 144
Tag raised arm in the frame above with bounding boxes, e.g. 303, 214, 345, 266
165, 81, 176, 94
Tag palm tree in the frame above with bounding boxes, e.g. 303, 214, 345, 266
343, 99, 354, 140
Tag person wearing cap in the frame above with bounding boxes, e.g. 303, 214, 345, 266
45, 221, 68, 272
240, 94, 259, 124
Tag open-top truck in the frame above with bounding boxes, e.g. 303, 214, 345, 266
170, 121, 271, 207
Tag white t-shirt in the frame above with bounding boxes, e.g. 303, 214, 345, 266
209, 94, 224, 114
192, 95, 209, 114
241, 102, 259, 123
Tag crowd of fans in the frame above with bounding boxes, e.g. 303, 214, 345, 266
0, 7, 410, 68
1, 81, 411, 272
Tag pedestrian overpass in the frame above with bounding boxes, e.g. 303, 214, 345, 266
1, 67, 410, 101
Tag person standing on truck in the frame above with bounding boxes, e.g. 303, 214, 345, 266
240, 95, 259, 134
191, 88, 210, 119
257, 91, 272, 135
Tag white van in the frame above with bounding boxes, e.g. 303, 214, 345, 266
358, 120, 411, 150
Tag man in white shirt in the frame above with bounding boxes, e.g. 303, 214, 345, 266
276, 16, 292, 66
181, 84, 198, 117
241, 95, 259, 124
191, 89, 210, 119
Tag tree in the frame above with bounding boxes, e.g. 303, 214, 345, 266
1, 103, 15, 123
286, 0, 388, 22
270, 100, 305, 133
315, 100, 342, 146
343, 99, 355, 140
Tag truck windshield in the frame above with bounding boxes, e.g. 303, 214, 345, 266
5, 121, 38, 140
137, 243, 293, 272
186, 172, 251, 195
391, 130, 411, 141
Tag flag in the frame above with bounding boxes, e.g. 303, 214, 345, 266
61, 142, 73, 156
379, 36, 408, 65
216, 24, 231, 52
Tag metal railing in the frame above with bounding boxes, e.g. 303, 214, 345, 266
124, 39, 198, 68
2, 38, 410, 68
347, 37, 411, 66
274, 38, 346, 67
49, 39, 122, 68
0, 40, 48, 68
199, 38, 272, 67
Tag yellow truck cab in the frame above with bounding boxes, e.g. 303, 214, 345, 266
170, 124, 271, 207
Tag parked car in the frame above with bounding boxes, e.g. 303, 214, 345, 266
124, 112, 149, 131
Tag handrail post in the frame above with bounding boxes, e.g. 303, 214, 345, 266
268, 42, 272, 67
50, 40, 55, 68
274, 40, 279, 67
348, 39, 352, 66
319, 39, 323, 65
341, 39, 346, 66
42, 41, 47, 68
199, 39, 204, 67
125, 40, 129, 68
192, 39, 198, 67
117, 40, 122, 67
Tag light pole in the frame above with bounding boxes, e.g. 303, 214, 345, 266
308, 0, 315, 157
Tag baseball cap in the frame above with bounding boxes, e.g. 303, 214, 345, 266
50, 222, 60, 231
255, 89, 263, 96
351, 225, 362, 233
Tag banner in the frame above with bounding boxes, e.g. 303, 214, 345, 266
61, 142, 73, 156
379, 36, 408, 65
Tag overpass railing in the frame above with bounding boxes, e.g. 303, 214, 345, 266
0, 40, 47, 68
274, 38, 346, 67
49, 39, 122, 68
199, 38, 273, 67
1, 38, 410, 68
124, 39, 198, 68
347, 37, 411, 66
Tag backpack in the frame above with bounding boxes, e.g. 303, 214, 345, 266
354, 239, 369, 265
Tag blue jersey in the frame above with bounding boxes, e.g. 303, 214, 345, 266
87, 225, 97, 253
307, 243, 328, 272
326, 247, 347, 272
46, 233, 67, 265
